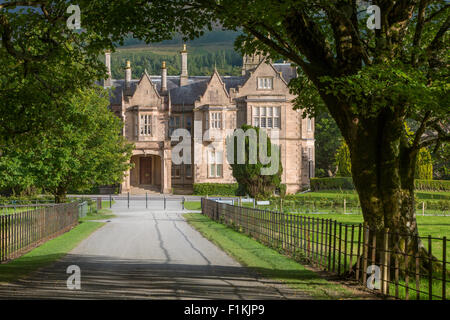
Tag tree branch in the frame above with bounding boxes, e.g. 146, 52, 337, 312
412, 110, 431, 149
0, 1, 47, 9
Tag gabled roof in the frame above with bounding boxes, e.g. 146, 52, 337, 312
107, 61, 296, 106
273, 63, 297, 84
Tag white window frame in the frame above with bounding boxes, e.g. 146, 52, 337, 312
307, 117, 312, 132
253, 106, 281, 129
140, 114, 152, 136
257, 77, 273, 90
210, 112, 223, 129
208, 149, 223, 178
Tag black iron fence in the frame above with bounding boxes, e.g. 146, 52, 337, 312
201, 198, 449, 300
0, 202, 79, 263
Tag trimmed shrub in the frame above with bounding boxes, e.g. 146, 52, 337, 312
414, 179, 450, 191
415, 148, 433, 180
310, 177, 355, 191
335, 140, 352, 177
193, 183, 239, 196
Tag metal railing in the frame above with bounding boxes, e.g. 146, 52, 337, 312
201, 198, 449, 300
0, 202, 79, 263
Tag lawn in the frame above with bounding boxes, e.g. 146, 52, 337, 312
184, 212, 374, 299
79, 208, 116, 222
0, 221, 104, 283
184, 201, 202, 210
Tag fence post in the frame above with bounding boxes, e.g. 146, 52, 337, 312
428, 235, 432, 300
164, 196, 166, 210
97, 197, 102, 211
127, 192, 130, 209
362, 223, 369, 287
146, 192, 148, 209
182, 197, 185, 210
109, 194, 112, 208
381, 228, 389, 295
443, 236, 446, 300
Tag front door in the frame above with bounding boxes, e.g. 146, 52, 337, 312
140, 157, 152, 185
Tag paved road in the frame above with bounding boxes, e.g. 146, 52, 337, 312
0, 201, 309, 299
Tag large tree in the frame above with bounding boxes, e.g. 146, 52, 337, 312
80, 0, 450, 267
227, 125, 283, 199
0, 0, 112, 144
0, 87, 134, 202
2, 0, 448, 266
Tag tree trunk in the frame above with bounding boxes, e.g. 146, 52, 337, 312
54, 186, 67, 203
343, 108, 440, 277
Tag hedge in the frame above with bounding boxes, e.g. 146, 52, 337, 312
310, 177, 355, 191
311, 177, 450, 192
193, 183, 239, 196
414, 180, 450, 191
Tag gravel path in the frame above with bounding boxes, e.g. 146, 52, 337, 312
0, 201, 309, 299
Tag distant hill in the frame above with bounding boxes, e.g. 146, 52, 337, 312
111, 31, 243, 79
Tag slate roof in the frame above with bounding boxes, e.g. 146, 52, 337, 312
273, 63, 297, 84
107, 63, 296, 106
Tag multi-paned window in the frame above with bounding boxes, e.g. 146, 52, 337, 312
253, 107, 281, 129
257, 77, 273, 90
169, 115, 181, 136
210, 112, 222, 129
140, 114, 152, 136
208, 150, 223, 178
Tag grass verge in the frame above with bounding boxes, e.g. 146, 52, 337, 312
80, 208, 116, 222
184, 201, 202, 210
0, 221, 104, 283
184, 213, 373, 299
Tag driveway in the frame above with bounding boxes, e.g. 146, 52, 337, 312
0, 201, 309, 299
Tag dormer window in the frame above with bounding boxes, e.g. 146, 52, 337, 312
258, 77, 273, 90
140, 114, 152, 136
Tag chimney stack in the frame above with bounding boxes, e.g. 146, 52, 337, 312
104, 51, 112, 88
125, 60, 132, 89
180, 44, 188, 86
161, 61, 167, 92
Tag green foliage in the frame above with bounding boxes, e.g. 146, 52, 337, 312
431, 143, 450, 180
111, 46, 242, 78
415, 148, 433, 180
311, 178, 450, 192
0, 87, 134, 202
193, 183, 239, 196
335, 141, 352, 177
310, 178, 355, 191
314, 111, 342, 177
415, 180, 450, 191
227, 125, 283, 199
279, 184, 287, 199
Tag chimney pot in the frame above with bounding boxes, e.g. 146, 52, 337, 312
161, 61, 167, 92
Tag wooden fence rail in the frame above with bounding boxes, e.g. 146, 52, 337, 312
201, 198, 449, 300
0, 202, 79, 263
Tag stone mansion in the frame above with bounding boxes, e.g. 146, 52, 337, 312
104, 45, 315, 194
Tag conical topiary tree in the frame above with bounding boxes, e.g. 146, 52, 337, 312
335, 140, 351, 177
415, 148, 433, 180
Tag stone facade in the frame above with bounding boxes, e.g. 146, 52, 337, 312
106, 45, 315, 194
